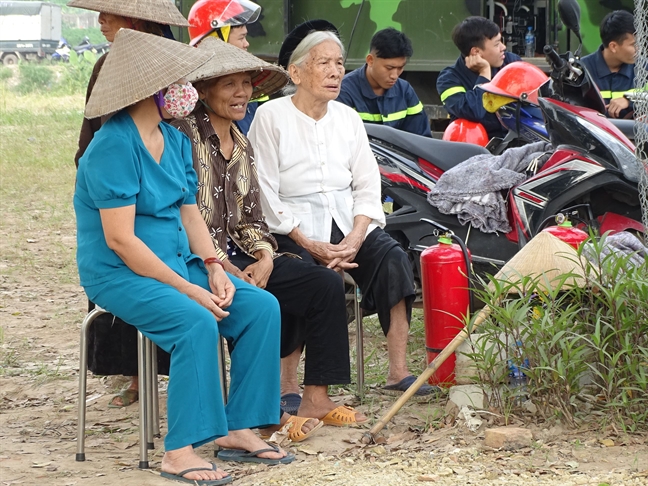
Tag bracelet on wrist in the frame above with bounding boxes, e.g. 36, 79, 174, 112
203, 257, 224, 269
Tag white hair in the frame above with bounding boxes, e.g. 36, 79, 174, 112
283, 30, 345, 95
289, 30, 345, 68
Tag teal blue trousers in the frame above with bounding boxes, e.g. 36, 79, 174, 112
85, 259, 281, 451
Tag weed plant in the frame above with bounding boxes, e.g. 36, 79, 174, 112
16, 63, 54, 94
57, 50, 97, 94
464, 235, 648, 431
0, 66, 12, 82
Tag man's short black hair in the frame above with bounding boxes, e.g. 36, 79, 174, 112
451, 17, 500, 56
370, 27, 413, 59
600, 10, 635, 47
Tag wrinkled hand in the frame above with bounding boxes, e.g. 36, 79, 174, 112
607, 97, 630, 118
223, 259, 256, 286
465, 53, 491, 78
327, 230, 364, 271
207, 265, 236, 310
304, 240, 357, 270
243, 257, 274, 289
184, 282, 231, 321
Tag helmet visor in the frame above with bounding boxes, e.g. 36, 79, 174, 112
211, 0, 261, 28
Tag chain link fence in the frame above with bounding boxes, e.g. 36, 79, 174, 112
635, 0, 648, 231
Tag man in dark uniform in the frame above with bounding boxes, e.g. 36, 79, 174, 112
580, 10, 636, 119
337, 28, 431, 137
436, 17, 521, 138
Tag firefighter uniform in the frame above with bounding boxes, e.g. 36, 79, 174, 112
337, 65, 431, 137
436, 52, 521, 138
580, 45, 635, 119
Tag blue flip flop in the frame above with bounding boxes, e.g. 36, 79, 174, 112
217, 443, 295, 465
280, 393, 302, 415
382, 375, 441, 397
160, 462, 232, 485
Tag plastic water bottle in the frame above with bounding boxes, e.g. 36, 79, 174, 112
508, 341, 530, 403
524, 27, 535, 58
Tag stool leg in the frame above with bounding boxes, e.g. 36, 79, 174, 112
354, 285, 364, 398
218, 336, 227, 405
76, 308, 106, 462
137, 332, 149, 469
145, 338, 155, 450
151, 344, 160, 437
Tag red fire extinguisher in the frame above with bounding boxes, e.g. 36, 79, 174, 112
420, 234, 471, 387
542, 218, 588, 249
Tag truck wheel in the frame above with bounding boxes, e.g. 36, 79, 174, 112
2, 54, 19, 66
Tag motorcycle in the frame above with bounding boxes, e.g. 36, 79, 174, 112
74, 36, 110, 57
371, 4, 644, 296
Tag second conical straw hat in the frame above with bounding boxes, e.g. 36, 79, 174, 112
85, 29, 213, 119
67, 0, 189, 27
492, 231, 586, 293
187, 37, 289, 99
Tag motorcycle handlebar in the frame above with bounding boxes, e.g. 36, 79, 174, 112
543, 45, 565, 71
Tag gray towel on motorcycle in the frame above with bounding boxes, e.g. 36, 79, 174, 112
582, 231, 648, 268
427, 142, 553, 234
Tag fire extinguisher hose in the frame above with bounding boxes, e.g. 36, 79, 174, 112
448, 233, 474, 315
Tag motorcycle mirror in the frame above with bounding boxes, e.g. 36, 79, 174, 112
557, 0, 582, 55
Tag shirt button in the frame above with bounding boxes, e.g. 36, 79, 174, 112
181, 187, 186, 192
177, 252, 182, 257
178, 227, 182, 231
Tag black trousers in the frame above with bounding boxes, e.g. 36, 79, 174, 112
86, 302, 170, 376
330, 225, 416, 336
230, 240, 351, 386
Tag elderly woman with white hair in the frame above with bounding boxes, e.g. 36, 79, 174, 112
248, 21, 437, 422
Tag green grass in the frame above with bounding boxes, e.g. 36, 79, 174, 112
0, 91, 83, 281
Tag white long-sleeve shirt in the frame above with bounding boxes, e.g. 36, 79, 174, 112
248, 96, 385, 242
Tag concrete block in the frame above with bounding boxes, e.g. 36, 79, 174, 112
448, 384, 487, 410
484, 427, 533, 450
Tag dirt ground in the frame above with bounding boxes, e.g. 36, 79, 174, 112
0, 91, 647, 486
1, 266, 647, 485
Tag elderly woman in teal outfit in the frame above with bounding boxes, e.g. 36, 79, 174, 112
74, 29, 291, 485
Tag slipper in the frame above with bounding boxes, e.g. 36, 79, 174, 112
216, 443, 295, 465
280, 393, 302, 415
260, 415, 324, 442
160, 462, 232, 485
382, 375, 441, 397
107, 388, 138, 408
321, 405, 367, 426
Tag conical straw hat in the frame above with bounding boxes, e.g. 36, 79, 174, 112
85, 29, 213, 119
492, 231, 586, 293
67, 0, 189, 27
187, 37, 289, 99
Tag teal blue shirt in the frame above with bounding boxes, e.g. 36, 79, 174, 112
74, 111, 199, 287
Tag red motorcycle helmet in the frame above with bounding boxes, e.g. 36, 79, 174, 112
188, 0, 261, 46
480, 62, 548, 112
442, 119, 489, 147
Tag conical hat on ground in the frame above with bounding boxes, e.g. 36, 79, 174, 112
67, 0, 189, 27
492, 231, 586, 293
84, 29, 212, 118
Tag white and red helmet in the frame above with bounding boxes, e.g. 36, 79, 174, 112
188, 0, 261, 46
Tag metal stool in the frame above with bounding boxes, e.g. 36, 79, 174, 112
76, 307, 228, 469
344, 274, 364, 398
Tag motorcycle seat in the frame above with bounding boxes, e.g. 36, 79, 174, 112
364, 124, 489, 172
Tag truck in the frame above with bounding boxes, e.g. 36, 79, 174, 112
0, 1, 62, 65
174, 0, 634, 124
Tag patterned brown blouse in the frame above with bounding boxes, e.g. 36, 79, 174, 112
171, 104, 277, 261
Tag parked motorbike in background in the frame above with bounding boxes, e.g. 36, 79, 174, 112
370, 1, 643, 300
51, 36, 109, 62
